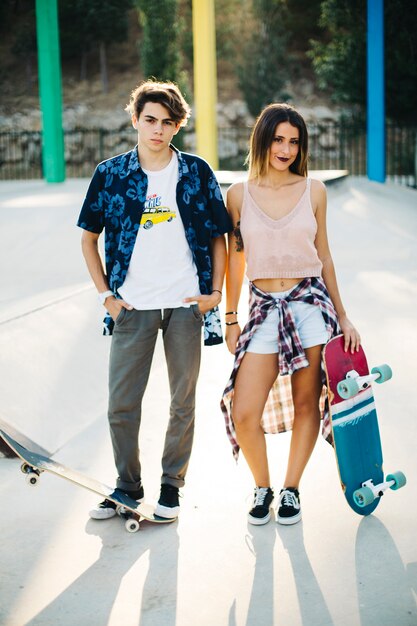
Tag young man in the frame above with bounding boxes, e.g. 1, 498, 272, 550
78, 80, 231, 519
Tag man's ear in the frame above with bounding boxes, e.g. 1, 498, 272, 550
172, 123, 181, 136
132, 115, 138, 130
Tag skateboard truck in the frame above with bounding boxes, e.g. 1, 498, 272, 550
21, 463, 41, 486
17, 463, 158, 533
324, 335, 406, 516
1, 427, 176, 534
353, 472, 407, 508
116, 506, 141, 533
17, 460, 159, 533
337, 364, 392, 399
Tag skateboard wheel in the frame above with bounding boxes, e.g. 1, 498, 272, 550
371, 364, 392, 384
387, 471, 406, 490
337, 378, 359, 399
125, 519, 140, 533
353, 486, 374, 507
26, 472, 39, 486
21, 463, 31, 474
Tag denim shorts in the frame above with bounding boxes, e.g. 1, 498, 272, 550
247, 289, 328, 354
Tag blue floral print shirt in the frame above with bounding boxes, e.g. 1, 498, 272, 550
77, 145, 232, 345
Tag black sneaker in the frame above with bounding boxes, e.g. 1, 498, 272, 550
248, 487, 274, 525
276, 487, 301, 525
155, 484, 180, 519
89, 485, 144, 520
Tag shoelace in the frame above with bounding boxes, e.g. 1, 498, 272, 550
253, 487, 270, 507
280, 491, 298, 508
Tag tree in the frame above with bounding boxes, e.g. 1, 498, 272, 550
236, 0, 291, 118
308, 0, 417, 124
85, 0, 133, 93
284, 0, 323, 55
135, 0, 181, 83
59, 0, 89, 77
59, 0, 133, 91
384, 0, 417, 124
308, 0, 367, 113
0, 0, 18, 34
11, 5, 37, 91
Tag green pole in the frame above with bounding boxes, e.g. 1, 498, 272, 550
35, 0, 65, 182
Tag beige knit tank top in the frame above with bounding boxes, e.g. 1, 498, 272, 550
240, 178, 323, 281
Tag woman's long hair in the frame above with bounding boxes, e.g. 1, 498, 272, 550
247, 103, 309, 180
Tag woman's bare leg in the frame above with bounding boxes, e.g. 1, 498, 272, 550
233, 352, 279, 486
283, 345, 324, 489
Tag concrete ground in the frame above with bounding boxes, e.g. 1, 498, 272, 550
0, 175, 416, 626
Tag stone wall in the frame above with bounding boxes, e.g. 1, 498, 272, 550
0, 99, 348, 178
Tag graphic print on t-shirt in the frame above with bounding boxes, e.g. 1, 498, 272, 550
118, 151, 200, 309
140, 193, 177, 230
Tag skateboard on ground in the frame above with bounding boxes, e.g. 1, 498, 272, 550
0, 427, 175, 533
323, 335, 406, 516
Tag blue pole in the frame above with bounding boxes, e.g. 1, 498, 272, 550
367, 0, 385, 182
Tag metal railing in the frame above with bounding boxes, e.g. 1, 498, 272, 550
0, 122, 415, 187
217, 122, 417, 187
386, 124, 417, 187
0, 130, 43, 180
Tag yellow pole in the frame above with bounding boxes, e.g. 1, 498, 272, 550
192, 0, 219, 169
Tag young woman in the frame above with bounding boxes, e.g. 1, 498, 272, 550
221, 103, 360, 526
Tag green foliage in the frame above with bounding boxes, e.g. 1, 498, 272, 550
7, 1, 37, 91
177, 0, 193, 65
384, 0, 417, 124
2, 0, 415, 127
1, 1, 36, 60
309, 0, 417, 123
58, 0, 132, 90
237, 0, 291, 117
178, 0, 251, 68
135, 0, 181, 83
0, 0, 24, 34
214, 0, 249, 61
308, 0, 367, 111
58, 1, 88, 60
11, 6, 37, 59
59, 0, 133, 59
283, 0, 323, 53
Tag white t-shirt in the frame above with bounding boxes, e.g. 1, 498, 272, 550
118, 151, 200, 309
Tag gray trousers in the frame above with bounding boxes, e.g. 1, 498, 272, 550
108, 306, 202, 492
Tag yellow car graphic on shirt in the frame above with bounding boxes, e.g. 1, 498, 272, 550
140, 206, 176, 229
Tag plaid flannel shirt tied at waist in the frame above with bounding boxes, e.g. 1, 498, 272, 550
220, 277, 340, 459
242, 277, 338, 376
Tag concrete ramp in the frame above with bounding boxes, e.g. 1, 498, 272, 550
0, 417, 51, 458
0, 288, 110, 453
0, 179, 111, 454
1, 177, 417, 626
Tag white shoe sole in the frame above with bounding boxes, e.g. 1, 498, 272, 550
154, 503, 180, 519
248, 510, 271, 525
276, 511, 302, 525
89, 507, 117, 520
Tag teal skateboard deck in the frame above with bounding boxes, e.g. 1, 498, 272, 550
0, 427, 175, 533
323, 335, 406, 515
